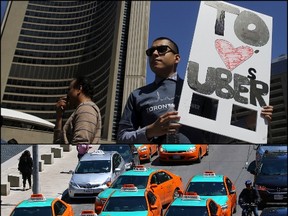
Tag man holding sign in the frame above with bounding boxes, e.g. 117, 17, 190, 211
117, 36, 273, 144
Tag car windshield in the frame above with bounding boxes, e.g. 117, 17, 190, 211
260, 160, 288, 175
186, 182, 227, 196
111, 176, 149, 189
99, 145, 131, 161
10, 207, 52, 216
165, 206, 209, 216
103, 197, 148, 211
75, 160, 111, 174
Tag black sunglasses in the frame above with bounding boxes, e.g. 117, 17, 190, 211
145, 45, 177, 57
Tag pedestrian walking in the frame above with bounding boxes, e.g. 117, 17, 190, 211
18, 150, 33, 191
53, 75, 102, 160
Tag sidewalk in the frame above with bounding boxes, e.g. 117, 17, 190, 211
1, 144, 99, 216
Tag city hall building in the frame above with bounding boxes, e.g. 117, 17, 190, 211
1, 1, 150, 143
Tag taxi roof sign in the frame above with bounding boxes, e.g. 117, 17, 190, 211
121, 184, 138, 192
182, 192, 201, 200
203, 170, 216, 177
80, 210, 97, 216
133, 165, 147, 171
30, 193, 46, 201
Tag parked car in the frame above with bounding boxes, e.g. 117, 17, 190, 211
9, 194, 74, 216
164, 192, 224, 216
134, 144, 158, 162
95, 165, 184, 214
98, 184, 163, 216
98, 144, 140, 170
256, 144, 287, 167
68, 150, 126, 199
247, 152, 287, 209
159, 144, 208, 163
185, 170, 237, 215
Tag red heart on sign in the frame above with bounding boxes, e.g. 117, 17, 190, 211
215, 39, 254, 71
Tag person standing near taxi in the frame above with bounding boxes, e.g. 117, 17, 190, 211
117, 37, 274, 144
53, 75, 102, 160
18, 150, 33, 191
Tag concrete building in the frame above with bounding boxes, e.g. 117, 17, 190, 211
268, 54, 287, 144
1, 1, 150, 143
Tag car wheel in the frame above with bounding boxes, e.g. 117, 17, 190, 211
196, 149, 202, 163
173, 188, 180, 200
147, 149, 151, 162
154, 147, 159, 156
233, 205, 237, 213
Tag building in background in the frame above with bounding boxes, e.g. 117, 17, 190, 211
268, 54, 287, 144
1, 1, 150, 143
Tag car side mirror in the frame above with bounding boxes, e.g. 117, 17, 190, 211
133, 150, 138, 155
106, 182, 111, 187
230, 189, 236, 194
247, 160, 256, 175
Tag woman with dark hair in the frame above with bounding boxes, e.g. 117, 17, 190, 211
18, 150, 33, 191
53, 75, 102, 160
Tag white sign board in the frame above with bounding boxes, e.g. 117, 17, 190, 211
178, 1, 272, 143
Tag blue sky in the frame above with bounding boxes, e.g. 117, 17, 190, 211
1, 1, 287, 84
147, 1, 287, 83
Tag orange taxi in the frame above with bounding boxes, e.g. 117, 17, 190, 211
95, 165, 184, 213
134, 144, 158, 162
98, 184, 162, 216
164, 191, 224, 216
159, 144, 209, 163
185, 170, 237, 216
9, 194, 74, 216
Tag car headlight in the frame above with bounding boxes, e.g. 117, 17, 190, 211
221, 204, 228, 210
103, 177, 111, 185
139, 146, 147, 151
160, 147, 167, 152
187, 147, 196, 152
69, 180, 78, 187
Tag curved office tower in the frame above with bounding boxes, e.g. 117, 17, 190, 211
1, 1, 150, 143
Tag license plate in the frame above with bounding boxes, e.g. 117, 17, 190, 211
274, 194, 283, 200
84, 189, 93, 193
173, 155, 181, 160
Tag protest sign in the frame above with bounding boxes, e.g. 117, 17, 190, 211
178, 1, 272, 143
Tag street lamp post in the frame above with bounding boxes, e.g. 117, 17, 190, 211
32, 145, 40, 194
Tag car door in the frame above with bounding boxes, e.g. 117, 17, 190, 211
53, 200, 73, 216
111, 154, 123, 182
147, 191, 162, 216
225, 177, 237, 211
150, 171, 174, 205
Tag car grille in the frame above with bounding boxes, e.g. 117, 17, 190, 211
167, 151, 187, 153
267, 186, 288, 193
79, 184, 101, 188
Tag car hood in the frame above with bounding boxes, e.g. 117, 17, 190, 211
201, 195, 228, 206
71, 173, 110, 184
255, 175, 288, 187
100, 211, 148, 216
98, 188, 116, 199
161, 144, 196, 151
